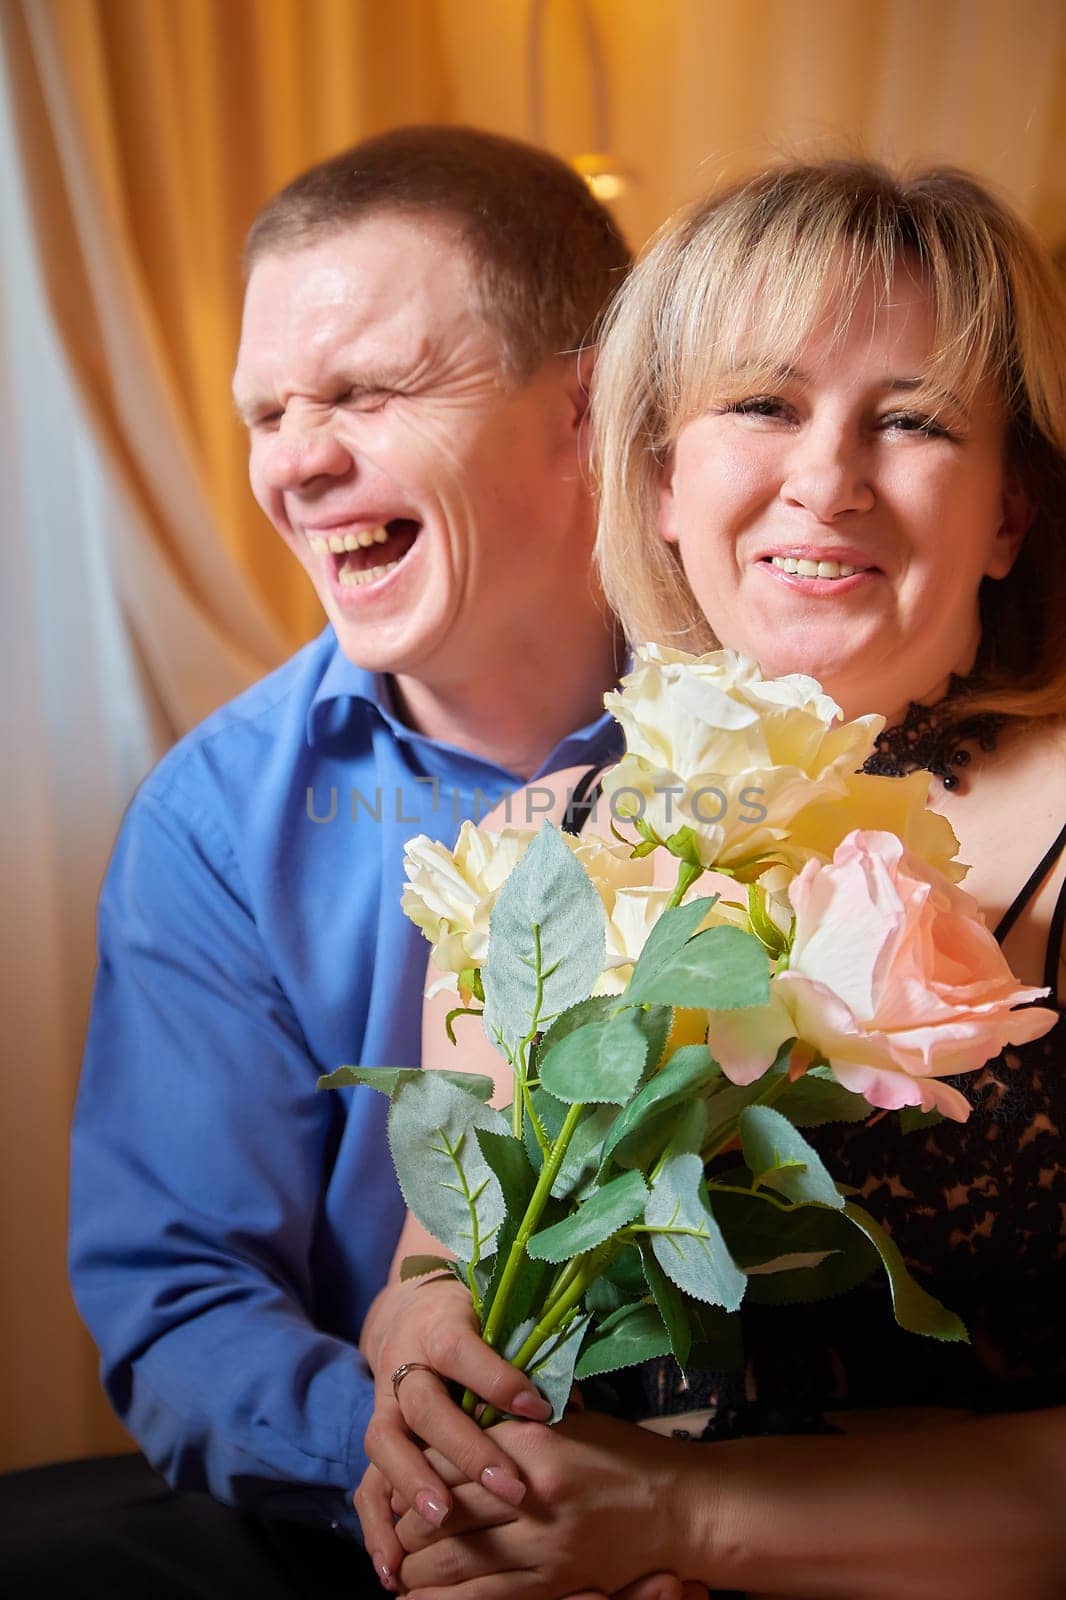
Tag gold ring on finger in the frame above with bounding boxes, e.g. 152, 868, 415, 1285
390, 1361, 439, 1402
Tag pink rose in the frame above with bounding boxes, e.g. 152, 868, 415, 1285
775, 830, 1057, 1120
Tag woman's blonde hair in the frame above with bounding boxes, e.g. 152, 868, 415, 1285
593, 159, 1066, 720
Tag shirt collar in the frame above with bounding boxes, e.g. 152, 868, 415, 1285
306, 630, 621, 779
306, 638, 398, 747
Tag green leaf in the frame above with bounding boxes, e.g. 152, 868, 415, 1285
523, 1090, 619, 1200
664, 1097, 708, 1161
775, 1068, 872, 1129
550, 1105, 619, 1199
585, 1248, 651, 1318
708, 1177, 879, 1305
483, 1251, 558, 1350
600, 1045, 721, 1172
540, 1007, 650, 1106
574, 1302, 673, 1380
701, 1043, 793, 1150
644, 1153, 746, 1310
527, 1170, 649, 1264
398, 1254, 455, 1282
317, 1064, 495, 1100
532, 995, 616, 1070
482, 825, 606, 1056
517, 1312, 592, 1422
898, 1105, 945, 1136
746, 882, 789, 958
534, 996, 671, 1086
843, 1201, 969, 1342
745, 1250, 836, 1275
639, 1243, 692, 1368
622, 897, 717, 1000
739, 1105, 844, 1209
663, 825, 704, 868
625, 918, 770, 1012
523, 1084, 567, 1171
476, 1127, 557, 1344
686, 1302, 745, 1373
586, 1273, 637, 1317
388, 1073, 509, 1263
604, 1242, 647, 1296
633, 1005, 674, 1082
475, 1128, 538, 1220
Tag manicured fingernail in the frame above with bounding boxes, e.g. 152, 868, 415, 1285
372, 1554, 397, 1593
414, 1490, 449, 1527
481, 1465, 526, 1504
510, 1387, 552, 1420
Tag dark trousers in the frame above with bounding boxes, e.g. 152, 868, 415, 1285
0, 1454, 383, 1598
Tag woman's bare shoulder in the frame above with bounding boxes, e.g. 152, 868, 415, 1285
480, 765, 603, 834
938, 713, 1066, 964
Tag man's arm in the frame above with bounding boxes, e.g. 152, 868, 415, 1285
70, 785, 376, 1536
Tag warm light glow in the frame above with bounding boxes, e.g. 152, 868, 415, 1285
571, 151, 629, 202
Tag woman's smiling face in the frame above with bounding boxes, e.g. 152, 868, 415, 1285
658, 263, 1029, 721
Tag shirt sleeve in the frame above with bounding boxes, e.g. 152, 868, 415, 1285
69, 781, 372, 1538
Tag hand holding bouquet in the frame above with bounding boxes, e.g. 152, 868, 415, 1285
322, 648, 1055, 1421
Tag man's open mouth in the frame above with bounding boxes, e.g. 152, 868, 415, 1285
307, 518, 421, 589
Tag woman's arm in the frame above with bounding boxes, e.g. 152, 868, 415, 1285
356, 773, 605, 1548
395, 1404, 1066, 1600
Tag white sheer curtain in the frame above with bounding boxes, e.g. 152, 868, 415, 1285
1, 74, 154, 1462
0, 47, 287, 1463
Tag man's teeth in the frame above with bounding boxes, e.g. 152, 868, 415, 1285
338, 557, 405, 588
307, 526, 390, 555
770, 555, 859, 579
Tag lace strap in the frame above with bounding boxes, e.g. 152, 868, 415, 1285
1044, 859, 1066, 997
993, 816, 1066, 964
561, 765, 606, 836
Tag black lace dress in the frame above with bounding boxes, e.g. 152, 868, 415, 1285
627, 818, 1066, 1437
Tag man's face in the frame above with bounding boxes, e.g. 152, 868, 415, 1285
233, 215, 592, 690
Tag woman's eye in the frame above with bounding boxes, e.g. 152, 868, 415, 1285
725, 396, 793, 421
879, 410, 955, 439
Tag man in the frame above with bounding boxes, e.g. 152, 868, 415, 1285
28, 127, 695, 1599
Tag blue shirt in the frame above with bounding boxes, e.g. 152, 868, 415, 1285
70, 626, 619, 1537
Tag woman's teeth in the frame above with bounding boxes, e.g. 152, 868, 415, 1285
308, 527, 390, 554
770, 555, 859, 579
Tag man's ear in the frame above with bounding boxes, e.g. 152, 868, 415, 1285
571, 344, 596, 430
561, 346, 596, 473
986, 465, 1035, 579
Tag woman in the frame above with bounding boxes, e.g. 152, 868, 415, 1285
356, 160, 1066, 1598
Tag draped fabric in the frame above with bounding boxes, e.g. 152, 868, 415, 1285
2, 0, 1064, 1472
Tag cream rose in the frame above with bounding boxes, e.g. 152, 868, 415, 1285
402, 822, 536, 980
707, 830, 1056, 1121
783, 769, 965, 883
571, 833, 725, 995
404, 825, 692, 997
601, 646, 882, 870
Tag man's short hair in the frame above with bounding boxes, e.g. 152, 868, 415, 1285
243, 125, 631, 382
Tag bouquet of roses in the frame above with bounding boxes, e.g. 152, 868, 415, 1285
320, 647, 1055, 1423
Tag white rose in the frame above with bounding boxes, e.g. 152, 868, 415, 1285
402, 822, 536, 979
571, 834, 672, 994
602, 645, 882, 869
404, 825, 693, 998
